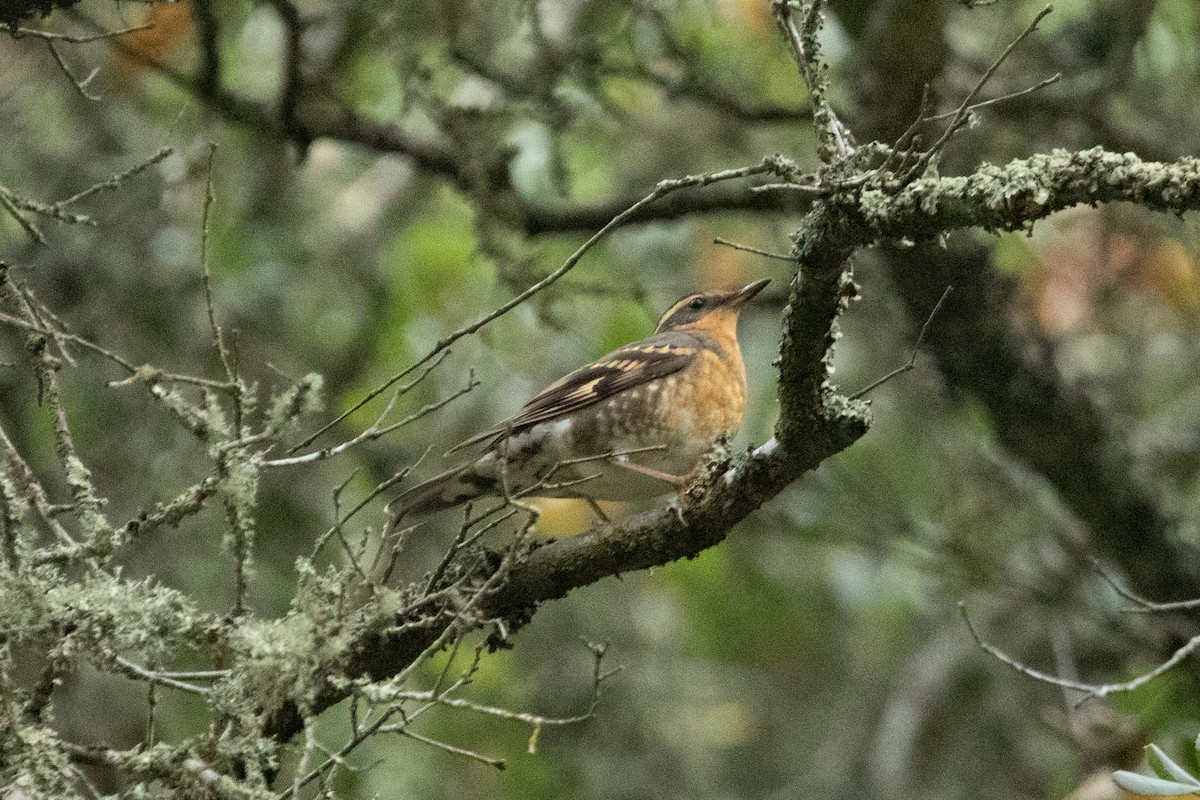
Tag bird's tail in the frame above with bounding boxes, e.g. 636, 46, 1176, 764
388, 462, 497, 520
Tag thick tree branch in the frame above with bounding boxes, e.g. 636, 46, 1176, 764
866, 151, 1200, 601
886, 239, 1196, 601
259, 147, 1200, 749
261, 189, 876, 747
847, 1, 1196, 602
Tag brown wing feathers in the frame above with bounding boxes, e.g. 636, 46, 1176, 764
448, 333, 699, 453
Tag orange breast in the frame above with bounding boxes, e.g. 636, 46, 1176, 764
660, 347, 747, 442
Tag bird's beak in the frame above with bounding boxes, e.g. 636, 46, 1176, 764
730, 278, 770, 307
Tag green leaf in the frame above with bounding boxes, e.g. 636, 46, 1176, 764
1112, 771, 1200, 797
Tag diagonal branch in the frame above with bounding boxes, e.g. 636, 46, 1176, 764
260, 145, 1200, 749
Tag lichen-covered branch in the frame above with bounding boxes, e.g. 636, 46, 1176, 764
252, 144, 1200, 750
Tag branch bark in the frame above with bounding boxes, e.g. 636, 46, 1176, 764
258, 147, 1200, 748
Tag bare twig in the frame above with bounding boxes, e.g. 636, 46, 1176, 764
148, 668, 230, 680
421, 510, 485, 599
276, 707, 402, 799
111, 655, 210, 695
713, 237, 795, 262
310, 449, 431, 564
0, 148, 172, 245
923, 73, 1062, 122
0, 190, 46, 243
0, 306, 233, 396
282, 573, 521, 797
197, 144, 239, 396
53, 146, 173, 209
960, 602, 1200, 705
1091, 557, 1200, 613
265, 355, 470, 467
849, 286, 952, 400
899, 6, 1053, 183
395, 728, 506, 769
384, 640, 619, 754
0, 22, 152, 43
45, 39, 101, 101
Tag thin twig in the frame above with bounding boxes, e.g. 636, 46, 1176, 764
284, 573, 519, 796
923, 73, 1061, 122
112, 655, 210, 695
849, 286, 952, 400
265, 357, 471, 467
0, 22, 153, 43
149, 668, 230, 680
277, 707, 401, 799
422, 507, 483, 598
396, 729, 506, 769
959, 602, 1200, 705
881, 84, 934, 175
0, 190, 46, 243
198, 143, 239, 400
1091, 557, 1200, 613
713, 237, 795, 262
310, 449, 432, 564
45, 39, 101, 101
899, 6, 1053, 183
0, 307, 230, 391
53, 146, 174, 209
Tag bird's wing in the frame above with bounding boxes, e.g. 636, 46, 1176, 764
447, 332, 700, 453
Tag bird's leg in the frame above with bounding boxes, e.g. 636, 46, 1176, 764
614, 455, 691, 527
612, 456, 689, 488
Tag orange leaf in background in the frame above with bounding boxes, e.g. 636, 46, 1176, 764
111, 1, 193, 88
1126, 237, 1200, 321
699, 230, 751, 291
528, 498, 625, 538
1025, 207, 1200, 333
723, 0, 773, 34
1027, 207, 1113, 335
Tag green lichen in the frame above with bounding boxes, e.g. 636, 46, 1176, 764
0, 720, 80, 800
263, 373, 324, 439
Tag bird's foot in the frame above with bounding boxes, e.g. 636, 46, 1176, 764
672, 494, 689, 527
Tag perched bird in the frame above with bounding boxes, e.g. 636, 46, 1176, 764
394, 279, 769, 518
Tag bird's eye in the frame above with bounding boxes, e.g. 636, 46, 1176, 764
688, 297, 705, 311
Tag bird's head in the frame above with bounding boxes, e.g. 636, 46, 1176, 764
654, 279, 770, 334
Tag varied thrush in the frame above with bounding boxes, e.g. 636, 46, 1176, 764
395, 279, 769, 518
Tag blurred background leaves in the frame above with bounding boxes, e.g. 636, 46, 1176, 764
4, 0, 1200, 798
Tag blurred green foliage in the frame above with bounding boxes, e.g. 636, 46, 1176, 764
4, 0, 1200, 798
